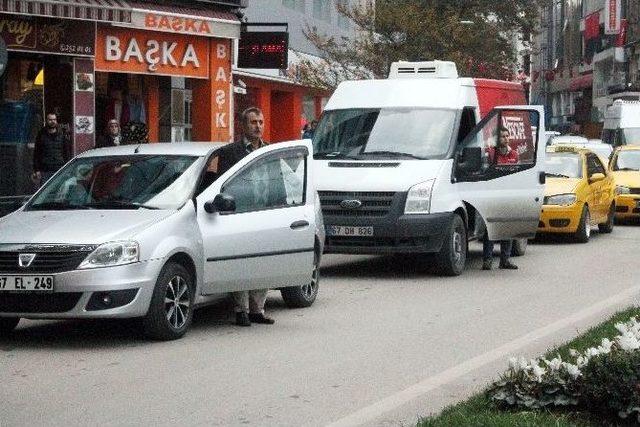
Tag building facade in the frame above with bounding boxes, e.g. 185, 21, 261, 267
531, 0, 640, 137
0, 0, 244, 197
235, 0, 372, 142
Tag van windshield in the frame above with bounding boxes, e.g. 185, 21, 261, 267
27, 155, 203, 211
313, 108, 457, 160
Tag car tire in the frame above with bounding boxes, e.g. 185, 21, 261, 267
142, 262, 194, 341
281, 250, 320, 308
598, 203, 615, 234
574, 205, 591, 243
0, 317, 19, 335
434, 214, 467, 276
511, 238, 528, 257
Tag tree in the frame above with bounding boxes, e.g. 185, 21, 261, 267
295, 0, 544, 91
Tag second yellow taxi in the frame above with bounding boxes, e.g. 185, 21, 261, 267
609, 145, 640, 221
538, 146, 616, 242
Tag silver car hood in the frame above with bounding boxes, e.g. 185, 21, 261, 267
0, 210, 175, 245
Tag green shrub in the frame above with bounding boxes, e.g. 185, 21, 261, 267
580, 350, 640, 422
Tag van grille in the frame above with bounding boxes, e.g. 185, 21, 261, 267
318, 191, 397, 218
0, 245, 95, 274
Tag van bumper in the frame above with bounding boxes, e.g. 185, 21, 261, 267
323, 212, 454, 255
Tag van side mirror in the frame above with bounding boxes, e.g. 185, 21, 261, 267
204, 193, 236, 214
457, 147, 482, 173
589, 172, 605, 184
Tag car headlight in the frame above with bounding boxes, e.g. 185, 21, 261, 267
78, 241, 140, 269
405, 180, 435, 214
616, 185, 631, 195
544, 193, 577, 206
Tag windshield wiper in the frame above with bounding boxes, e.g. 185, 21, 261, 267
615, 167, 639, 172
545, 172, 572, 178
359, 151, 425, 160
28, 201, 93, 211
86, 201, 160, 210
314, 151, 358, 160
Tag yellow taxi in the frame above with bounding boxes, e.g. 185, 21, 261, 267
609, 146, 640, 220
538, 146, 616, 242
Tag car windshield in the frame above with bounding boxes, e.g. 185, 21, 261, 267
313, 108, 457, 160
545, 153, 582, 178
586, 145, 613, 163
27, 155, 204, 211
623, 128, 640, 145
613, 151, 640, 171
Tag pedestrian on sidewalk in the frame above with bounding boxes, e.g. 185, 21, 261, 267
31, 112, 72, 188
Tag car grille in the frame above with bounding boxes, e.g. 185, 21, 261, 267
0, 292, 82, 313
0, 245, 96, 274
326, 236, 428, 248
319, 191, 398, 218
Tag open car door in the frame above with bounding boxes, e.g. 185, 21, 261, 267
453, 106, 545, 240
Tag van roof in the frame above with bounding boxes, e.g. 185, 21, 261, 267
604, 101, 640, 128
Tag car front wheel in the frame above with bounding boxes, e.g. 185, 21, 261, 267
0, 317, 20, 335
434, 214, 467, 276
142, 262, 194, 341
575, 205, 591, 243
598, 203, 615, 233
281, 251, 320, 308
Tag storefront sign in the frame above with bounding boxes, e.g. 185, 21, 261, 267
0, 37, 7, 78
604, 0, 621, 35
238, 31, 288, 69
131, 11, 240, 39
211, 39, 232, 142
95, 26, 210, 79
0, 14, 95, 56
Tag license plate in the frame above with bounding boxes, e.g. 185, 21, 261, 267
327, 225, 374, 237
0, 276, 54, 292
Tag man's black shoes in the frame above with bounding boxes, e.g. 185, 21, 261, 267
236, 312, 251, 327
499, 261, 518, 270
249, 313, 275, 324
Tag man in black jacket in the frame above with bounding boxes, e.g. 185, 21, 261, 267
218, 107, 277, 327
32, 112, 72, 187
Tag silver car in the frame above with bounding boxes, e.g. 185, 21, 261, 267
0, 140, 324, 340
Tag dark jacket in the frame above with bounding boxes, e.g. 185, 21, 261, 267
33, 127, 72, 172
96, 134, 122, 148
217, 140, 254, 176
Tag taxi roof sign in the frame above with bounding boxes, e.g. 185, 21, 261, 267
552, 145, 580, 153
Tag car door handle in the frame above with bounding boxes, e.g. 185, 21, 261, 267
290, 220, 309, 229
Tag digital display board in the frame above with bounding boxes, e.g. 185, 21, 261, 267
238, 31, 288, 69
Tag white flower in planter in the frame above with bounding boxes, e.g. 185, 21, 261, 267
531, 363, 546, 382
617, 331, 640, 351
598, 338, 614, 354
544, 357, 563, 372
561, 362, 581, 379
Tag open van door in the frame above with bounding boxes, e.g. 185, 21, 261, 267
453, 106, 545, 240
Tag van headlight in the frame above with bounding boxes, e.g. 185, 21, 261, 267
544, 194, 577, 206
405, 180, 435, 214
79, 241, 140, 269
616, 185, 631, 195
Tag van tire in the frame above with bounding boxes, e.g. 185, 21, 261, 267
574, 205, 591, 243
0, 317, 19, 335
511, 238, 528, 257
435, 214, 467, 276
598, 204, 615, 233
281, 250, 320, 308
142, 262, 194, 341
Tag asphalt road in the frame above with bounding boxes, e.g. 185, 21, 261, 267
2, 224, 640, 427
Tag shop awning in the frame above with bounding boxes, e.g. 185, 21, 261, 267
0, 0, 131, 23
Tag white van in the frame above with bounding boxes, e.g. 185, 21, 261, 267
312, 61, 545, 275
602, 100, 640, 146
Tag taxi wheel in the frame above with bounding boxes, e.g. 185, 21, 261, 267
142, 262, 194, 341
0, 317, 20, 335
598, 204, 615, 234
435, 214, 467, 276
575, 206, 591, 243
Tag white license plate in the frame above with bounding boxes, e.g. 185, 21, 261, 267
0, 276, 54, 292
327, 226, 374, 237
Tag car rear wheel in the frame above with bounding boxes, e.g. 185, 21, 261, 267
511, 238, 528, 257
0, 317, 19, 335
598, 203, 615, 234
575, 205, 591, 243
142, 262, 194, 341
434, 214, 467, 276
281, 250, 320, 308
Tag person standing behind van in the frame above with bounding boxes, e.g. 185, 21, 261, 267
217, 107, 276, 327
482, 127, 519, 270
32, 112, 72, 188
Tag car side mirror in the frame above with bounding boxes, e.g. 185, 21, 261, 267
457, 147, 483, 173
589, 172, 605, 184
204, 193, 236, 214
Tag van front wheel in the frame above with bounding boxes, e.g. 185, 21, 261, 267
434, 214, 467, 276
